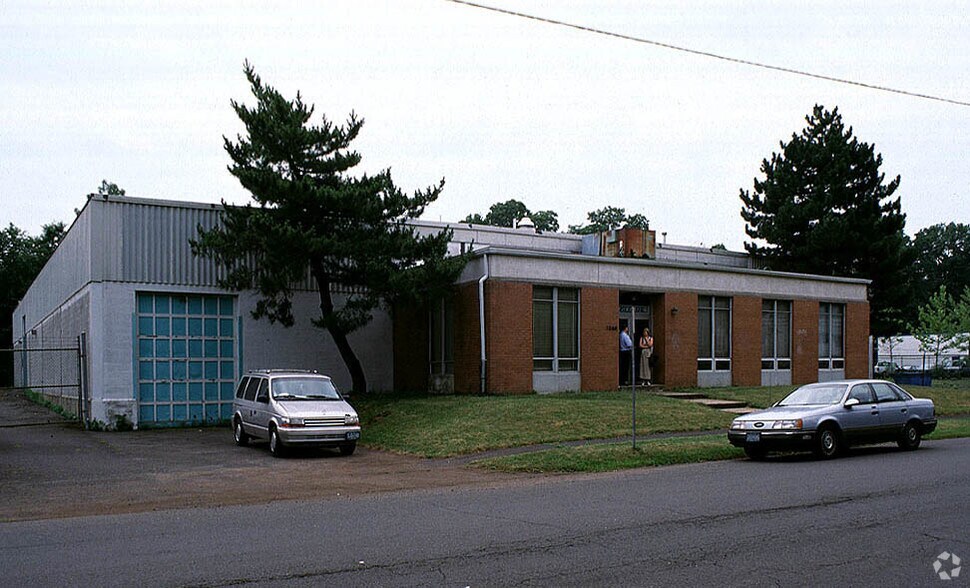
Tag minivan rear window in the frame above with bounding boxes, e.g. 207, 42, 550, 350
235, 377, 250, 399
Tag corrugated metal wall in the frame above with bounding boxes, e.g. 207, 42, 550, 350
12, 208, 93, 342
98, 198, 317, 290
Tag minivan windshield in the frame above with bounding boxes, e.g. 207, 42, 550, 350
778, 384, 847, 406
271, 377, 341, 400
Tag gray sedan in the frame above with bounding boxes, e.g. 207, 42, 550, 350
728, 379, 937, 459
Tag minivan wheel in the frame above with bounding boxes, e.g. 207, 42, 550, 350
269, 428, 286, 457
339, 442, 356, 456
814, 426, 841, 459
233, 418, 249, 446
897, 422, 922, 450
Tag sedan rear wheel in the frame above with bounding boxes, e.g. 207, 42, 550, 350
897, 422, 922, 451
814, 426, 841, 459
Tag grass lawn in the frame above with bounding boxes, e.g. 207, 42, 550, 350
354, 391, 732, 458
700, 378, 970, 416
473, 435, 743, 473
926, 417, 970, 440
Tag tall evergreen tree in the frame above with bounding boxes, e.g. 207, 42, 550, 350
740, 105, 911, 336
192, 63, 465, 394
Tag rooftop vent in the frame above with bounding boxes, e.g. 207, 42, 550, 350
515, 216, 536, 232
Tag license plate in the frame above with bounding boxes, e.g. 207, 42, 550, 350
346, 431, 360, 441
746, 432, 761, 443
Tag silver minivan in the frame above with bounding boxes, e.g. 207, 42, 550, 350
231, 370, 361, 457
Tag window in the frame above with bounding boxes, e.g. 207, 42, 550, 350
698, 296, 731, 371
235, 377, 250, 399
429, 298, 454, 375
533, 286, 579, 372
818, 303, 845, 370
243, 377, 260, 402
761, 300, 792, 370
848, 385, 874, 404
871, 382, 901, 403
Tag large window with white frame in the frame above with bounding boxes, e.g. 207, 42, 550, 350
818, 302, 845, 370
533, 286, 579, 372
429, 298, 454, 375
698, 296, 731, 371
762, 299, 792, 370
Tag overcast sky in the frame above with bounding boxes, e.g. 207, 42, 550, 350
2, 0, 967, 249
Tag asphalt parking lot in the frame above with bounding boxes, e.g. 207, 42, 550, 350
0, 390, 527, 522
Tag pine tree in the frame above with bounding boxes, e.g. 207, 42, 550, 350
740, 105, 911, 336
193, 62, 465, 394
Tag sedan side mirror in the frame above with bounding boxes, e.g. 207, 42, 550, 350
844, 398, 860, 408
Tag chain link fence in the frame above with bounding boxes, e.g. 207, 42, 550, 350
1, 335, 88, 422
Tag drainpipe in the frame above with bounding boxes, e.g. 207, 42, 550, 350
478, 253, 489, 394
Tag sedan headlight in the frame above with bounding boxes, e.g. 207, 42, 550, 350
344, 413, 359, 426
731, 420, 745, 430
280, 417, 304, 427
772, 419, 803, 430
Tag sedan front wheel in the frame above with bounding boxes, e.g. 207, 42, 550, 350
814, 426, 841, 459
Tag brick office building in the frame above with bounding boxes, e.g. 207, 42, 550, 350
400, 223, 871, 394
14, 195, 869, 427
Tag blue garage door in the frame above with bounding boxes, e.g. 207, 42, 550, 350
136, 293, 238, 426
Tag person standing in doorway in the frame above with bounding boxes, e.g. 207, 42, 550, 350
619, 325, 633, 385
639, 327, 654, 385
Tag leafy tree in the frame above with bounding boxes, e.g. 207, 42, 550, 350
909, 286, 958, 366
954, 287, 970, 364
568, 206, 649, 234
192, 62, 465, 394
910, 222, 970, 312
97, 180, 126, 196
739, 105, 911, 337
529, 210, 560, 232
462, 199, 559, 232
0, 222, 66, 385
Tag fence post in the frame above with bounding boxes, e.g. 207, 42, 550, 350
79, 333, 89, 429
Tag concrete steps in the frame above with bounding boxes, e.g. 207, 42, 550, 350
657, 390, 758, 414
688, 398, 749, 410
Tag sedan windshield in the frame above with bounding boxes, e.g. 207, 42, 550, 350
778, 384, 847, 406
271, 378, 341, 400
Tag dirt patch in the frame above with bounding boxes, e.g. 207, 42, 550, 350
0, 390, 534, 522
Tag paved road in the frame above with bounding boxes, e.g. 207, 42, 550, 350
2, 438, 967, 587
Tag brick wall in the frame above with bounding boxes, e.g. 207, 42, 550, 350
392, 301, 429, 392
732, 296, 762, 386
580, 287, 618, 390
485, 281, 533, 394
792, 299, 819, 384
453, 282, 481, 394
844, 301, 870, 379
656, 292, 697, 387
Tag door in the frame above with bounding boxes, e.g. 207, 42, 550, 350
252, 378, 272, 436
871, 381, 910, 436
840, 383, 880, 443
136, 293, 238, 426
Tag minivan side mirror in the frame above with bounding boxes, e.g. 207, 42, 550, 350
844, 398, 860, 408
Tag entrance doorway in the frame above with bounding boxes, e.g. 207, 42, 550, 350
619, 292, 654, 386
